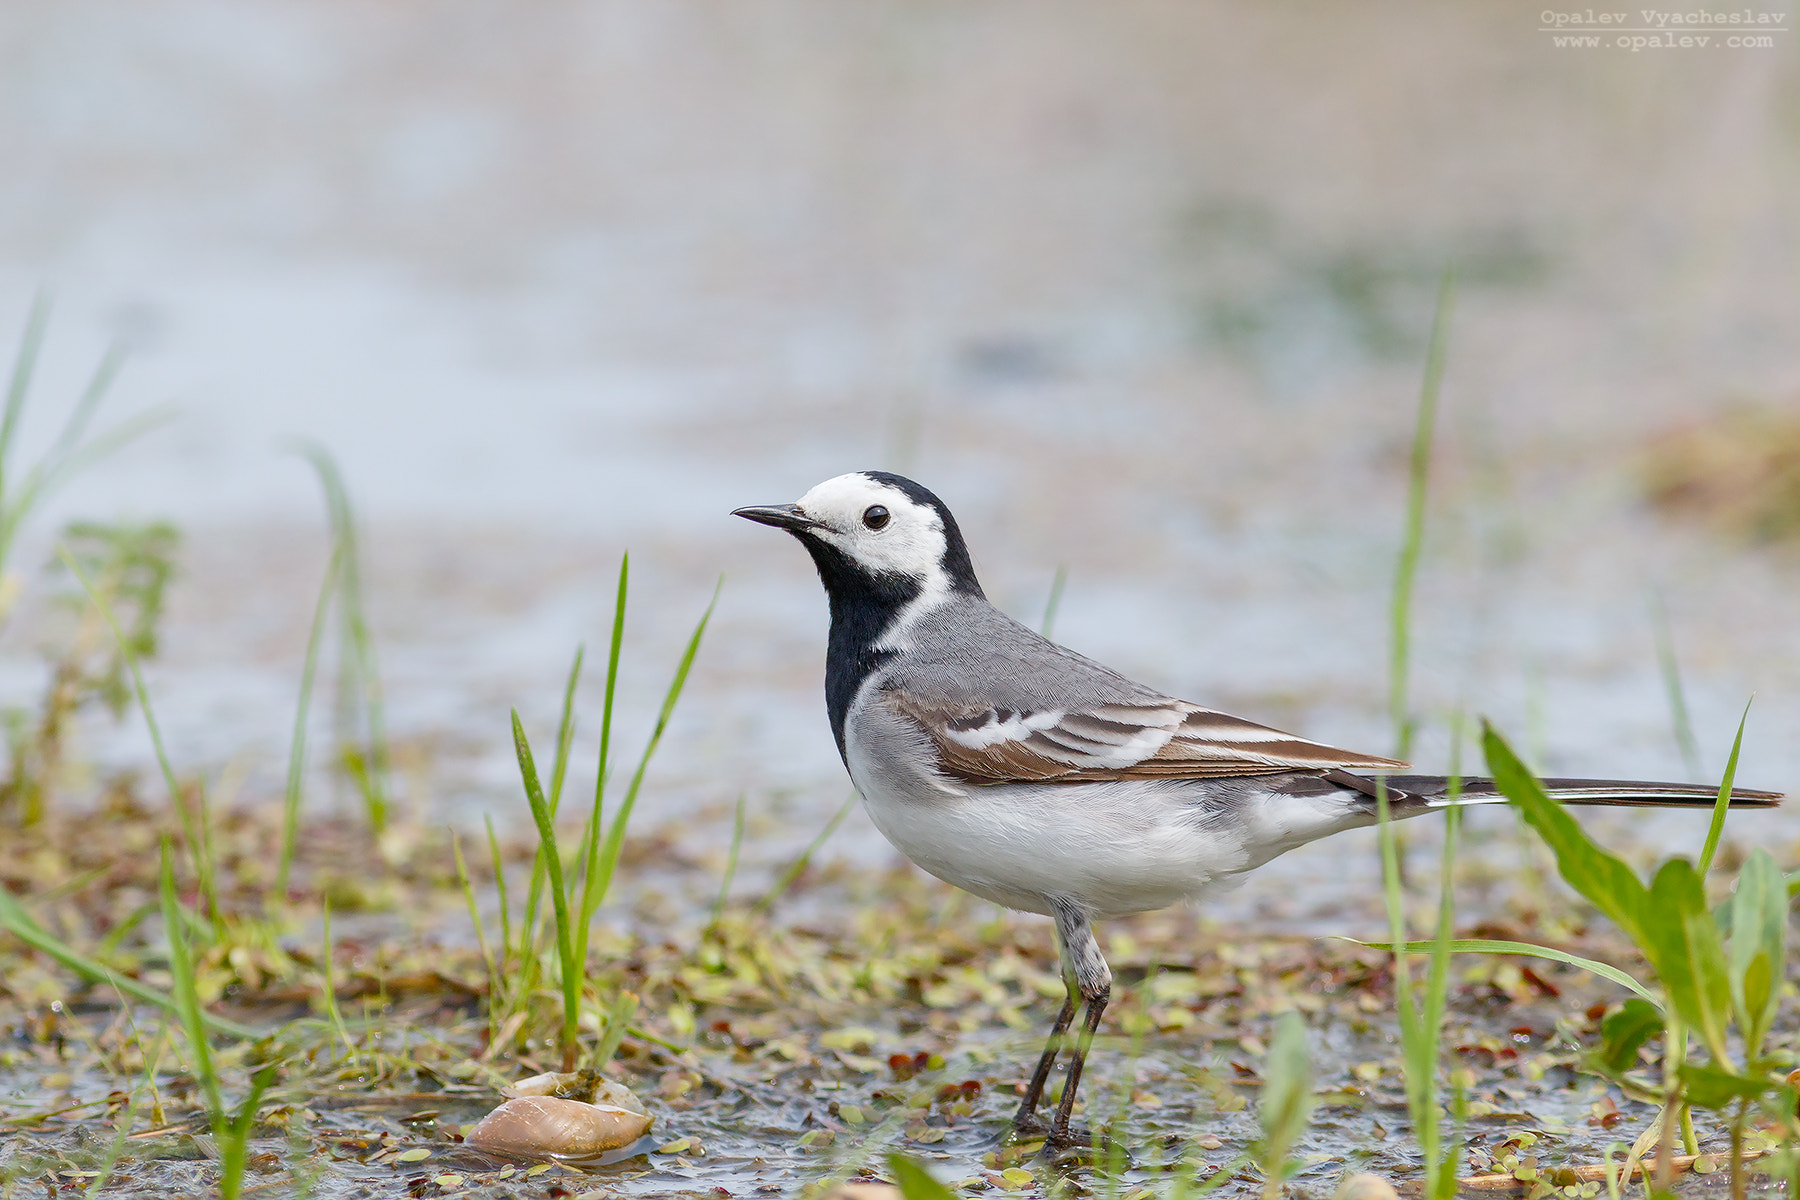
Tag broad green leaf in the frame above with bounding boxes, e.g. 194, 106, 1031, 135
1482, 726, 1649, 944
1729, 849, 1787, 1057
887, 1153, 959, 1200
1740, 951, 1773, 1059
1640, 859, 1731, 1063
1344, 937, 1660, 1007
1680, 1062, 1777, 1110
1595, 999, 1664, 1075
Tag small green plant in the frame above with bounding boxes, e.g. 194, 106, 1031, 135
1483, 716, 1796, 1199
60, 543, 219, 914
483, 555, 716, 1069
2, 521, 179, 824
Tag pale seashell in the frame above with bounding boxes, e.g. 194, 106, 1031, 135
1332, 1173, 1400, 1200
500, 1070, 648, 1109
463, 1095, 652, 1158
502, 1071, 571, 1099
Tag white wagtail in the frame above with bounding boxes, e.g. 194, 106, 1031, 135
734, 470, 1781, 1153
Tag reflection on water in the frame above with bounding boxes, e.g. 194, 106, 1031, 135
1, 1, 1797, 916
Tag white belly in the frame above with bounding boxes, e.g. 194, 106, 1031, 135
850, 765, 1249, 918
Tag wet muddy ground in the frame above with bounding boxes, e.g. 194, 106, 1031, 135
3, 796, 1796, 1199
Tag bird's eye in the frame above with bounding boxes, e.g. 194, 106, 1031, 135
862, 505, 890, 530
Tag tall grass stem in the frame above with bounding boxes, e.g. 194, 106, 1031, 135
1040, 566, 1068, 639
1649, 590, 1704, 782
757, 791, 858, 914
290, 441, 391, 834
1388, 269, 1456, 762
277, 545, 342, 898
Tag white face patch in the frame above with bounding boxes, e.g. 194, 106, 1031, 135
794, 473, 951, 584
794, 473, 955, 649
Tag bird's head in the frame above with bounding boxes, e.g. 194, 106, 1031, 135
733, 471, 984, 603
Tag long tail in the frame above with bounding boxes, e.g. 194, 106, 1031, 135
1325, 769, 1782, 810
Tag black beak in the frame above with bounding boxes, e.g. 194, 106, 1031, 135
732, 503, 820, 532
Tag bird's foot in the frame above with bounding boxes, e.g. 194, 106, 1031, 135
1004, 1113, 1052, 1143
1003, 1118, 1129, 1166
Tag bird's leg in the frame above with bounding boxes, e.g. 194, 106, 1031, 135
1008, 983, 1079, 1139
1042, 899, 1113, 1156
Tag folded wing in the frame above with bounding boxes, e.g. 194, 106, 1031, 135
887, 688, 1408, 783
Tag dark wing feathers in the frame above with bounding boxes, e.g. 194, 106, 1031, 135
886, 687, 1407, 785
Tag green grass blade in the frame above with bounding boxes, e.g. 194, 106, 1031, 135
157, 839, 222, 1129
597, 554, 628, 799
712, 793, 747, 926
1388, 268, 1455, 762
319, 899, 356, 1061
590, 990, 639, 1072
1649, 590, 1703, 781
0, 886, 258, 1039
514, 708, 581, 1070
39, 340, 124, 474
585, 579, 718, 926
277, 544, 342, 899
0, 407, 178, 578
1345, 937, 1661, 1006
1039, 565, 1068, 639
1697, 696, 1751, 879
290, 440, 391, 834
218, 1064, 276, 1200
583, 554, 630, 883
83, 1082, 141, 1197
757, 790, 858, 915
549, 645, 584, 812
1422, 805, 1462, 1200
568, 555, 629, 1007
484, 814, 512, 963
0, 293, 51, 494
452, 829, 498, 1002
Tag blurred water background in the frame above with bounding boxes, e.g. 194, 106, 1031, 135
2, 1, 1797, 924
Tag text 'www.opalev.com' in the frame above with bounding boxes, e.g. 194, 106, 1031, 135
1540, 8, 1789, 49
